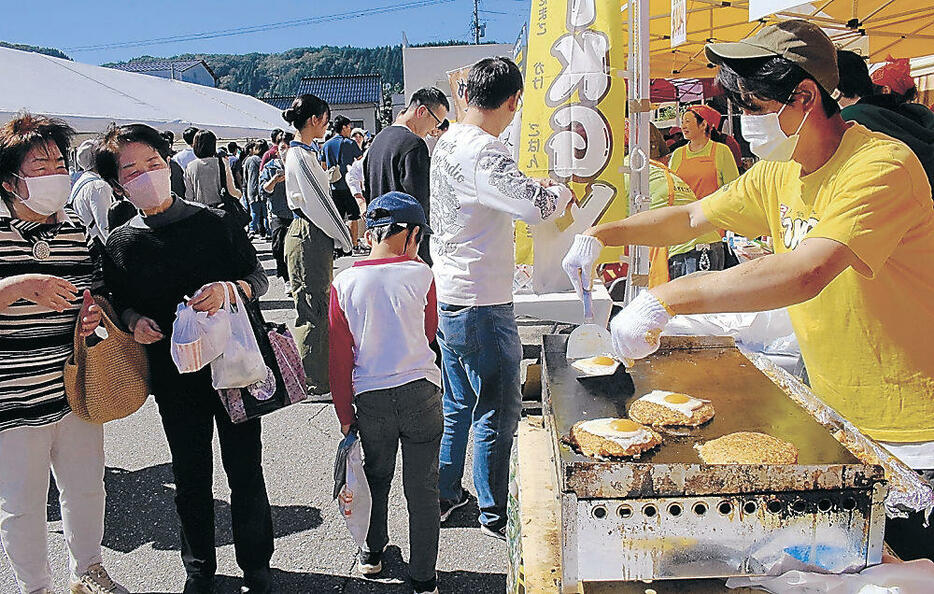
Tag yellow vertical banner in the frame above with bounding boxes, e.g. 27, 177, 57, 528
515, 0, 629, 294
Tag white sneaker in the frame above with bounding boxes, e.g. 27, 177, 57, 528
70, 563, 129, 593
358, 548, 383, 575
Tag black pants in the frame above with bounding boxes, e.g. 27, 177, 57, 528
355, 379, 443, 582
668, 241, 726, 280
886, 512, 934, 560
270, 216, 292, 281
331, 188, 360, 221
884, 469, 934, 560
153, 367, 274, 579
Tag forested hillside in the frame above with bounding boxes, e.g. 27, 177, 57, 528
7, 40, 490, 98
0, 41, 71, 60
107, 45, 404, 97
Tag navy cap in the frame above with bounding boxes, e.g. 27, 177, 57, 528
365, 191, 433, 235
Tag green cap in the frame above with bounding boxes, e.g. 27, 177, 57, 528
705, 19, 839, 94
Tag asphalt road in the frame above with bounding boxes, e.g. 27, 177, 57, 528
0, 239, 507, 594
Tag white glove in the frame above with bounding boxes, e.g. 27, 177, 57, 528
610, 291, 673, 363
562, 234, 604, 298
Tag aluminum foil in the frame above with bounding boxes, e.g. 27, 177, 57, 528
741, 349, 934, 519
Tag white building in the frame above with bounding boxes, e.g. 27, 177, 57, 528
108, 59, 217, 87
402, 44, 513, 113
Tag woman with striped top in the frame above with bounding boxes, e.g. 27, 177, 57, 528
0, 114, 127, 594
281, 94, 353, 396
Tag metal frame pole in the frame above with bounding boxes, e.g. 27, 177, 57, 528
625, 0, 652, 305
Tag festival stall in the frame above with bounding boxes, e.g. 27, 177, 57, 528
505, 1, 934, 592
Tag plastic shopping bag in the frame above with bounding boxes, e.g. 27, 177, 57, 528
726, 558, 934, 593
170, 301, 231, 374
210, 282, 267, 389
333, 429, 371, 549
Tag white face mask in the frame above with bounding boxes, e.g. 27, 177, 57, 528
11, 173, 72, 216
122, 167, 171, 210
740, 100, 810, 162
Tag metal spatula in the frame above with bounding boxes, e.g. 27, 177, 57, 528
566, 289, 614, 361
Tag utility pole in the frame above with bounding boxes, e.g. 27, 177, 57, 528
473, 0, 480, 44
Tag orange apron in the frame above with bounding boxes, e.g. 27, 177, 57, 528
673, 140, 721, 200
647, 163, 678, 288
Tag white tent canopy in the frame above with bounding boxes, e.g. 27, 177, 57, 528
0, 47, 287, 139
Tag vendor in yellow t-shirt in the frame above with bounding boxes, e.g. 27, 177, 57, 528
562, 20, 934, 461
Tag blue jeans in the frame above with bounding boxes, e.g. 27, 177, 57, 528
250, 200, 268, 236
437, 302, 522, 529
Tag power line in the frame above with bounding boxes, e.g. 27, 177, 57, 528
63, 0, 456, 53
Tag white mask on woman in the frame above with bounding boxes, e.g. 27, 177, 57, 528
740, 100, 810, 162
122, 167, 171, 210
11, 173, 72, 216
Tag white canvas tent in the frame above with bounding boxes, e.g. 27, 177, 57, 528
0, 47, 285, 139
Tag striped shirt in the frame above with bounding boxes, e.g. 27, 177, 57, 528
0, 205, 92, 432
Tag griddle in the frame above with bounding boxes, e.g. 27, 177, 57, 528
540, 334, 888, 584
543, 334, 879, 497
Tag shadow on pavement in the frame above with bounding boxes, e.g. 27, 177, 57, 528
48, 465, 323, 554
130, 563, 505, 593
438, 494, 481, 530
129, 547, 505, 593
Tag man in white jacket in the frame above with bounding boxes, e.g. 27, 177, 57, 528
430, 57, 572, 538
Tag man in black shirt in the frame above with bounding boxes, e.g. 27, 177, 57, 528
323, 115, 365, 247
364, 87, 449, 264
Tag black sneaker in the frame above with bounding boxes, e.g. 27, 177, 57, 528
183, 576, 214, 594
411, 575, 439, 594
480, 522, 507, 541
358, 549, 383, 576
439, 490, 471, 522
240, 568, 271, 593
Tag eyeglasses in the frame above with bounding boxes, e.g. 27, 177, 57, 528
425, 106, 449, 131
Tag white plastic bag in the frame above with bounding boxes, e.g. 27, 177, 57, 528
333, 430, 371, 549
170, 301, 231, 374
664, 309, 800, 356
726, 558, 934, 594
210, 282, 267, 389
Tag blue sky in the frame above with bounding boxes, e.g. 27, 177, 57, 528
0, 0, 529, 65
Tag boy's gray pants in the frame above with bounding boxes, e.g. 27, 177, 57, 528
354, 379, 442, 582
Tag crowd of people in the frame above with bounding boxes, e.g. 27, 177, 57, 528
2, 16, 934, 594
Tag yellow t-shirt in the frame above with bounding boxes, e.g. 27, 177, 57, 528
700, 123, 934, 442
669, 140, 741, 189
619, 161, 722, 257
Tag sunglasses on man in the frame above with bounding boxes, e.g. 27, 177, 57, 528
425, 106, 450, 131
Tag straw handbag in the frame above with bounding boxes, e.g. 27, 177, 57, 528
64, 297, 150, 423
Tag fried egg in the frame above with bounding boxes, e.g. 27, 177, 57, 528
576, 418, 653, 448
638, 390, 707, 418
571, 355, 620, 376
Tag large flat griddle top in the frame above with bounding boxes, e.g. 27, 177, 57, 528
542, 334, 879, 498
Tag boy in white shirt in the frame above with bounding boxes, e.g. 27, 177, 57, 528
328, 192, 442, 594
429, 57, 573, 538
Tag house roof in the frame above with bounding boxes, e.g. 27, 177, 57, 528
295, 74, 381, 106
109, 59, 216, 81
259, 96, 294, 111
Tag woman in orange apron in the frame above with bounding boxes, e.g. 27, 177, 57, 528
669, 105, 740, 200
646, 160, 727, 287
